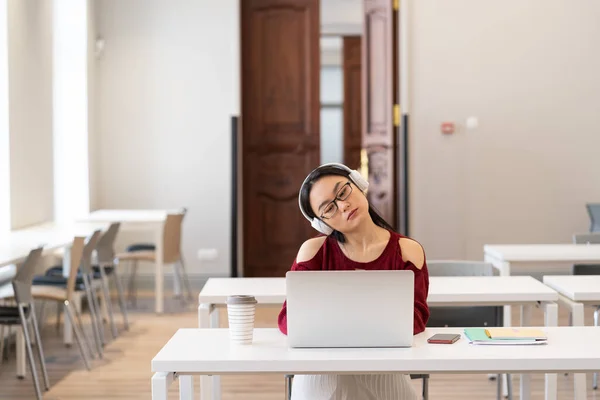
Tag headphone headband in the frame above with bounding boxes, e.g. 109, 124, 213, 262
298, 163, 369, 235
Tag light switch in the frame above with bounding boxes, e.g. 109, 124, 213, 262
466, 116, 479, 129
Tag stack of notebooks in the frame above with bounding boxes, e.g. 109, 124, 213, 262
464, 328, 548, 345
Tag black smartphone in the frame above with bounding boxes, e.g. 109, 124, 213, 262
427, 333, 460, 344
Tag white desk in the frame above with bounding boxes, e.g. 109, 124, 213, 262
152, 327, 600, 400
483, 244, 600, 327
197, 276, 559, 400
0, 221, 107, 379
543, 275, 600, 399
80, 209, 179, 313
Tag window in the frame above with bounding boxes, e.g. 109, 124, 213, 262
52, 0, 89, 223
320, 65, 344, 165
0, 0, 10, 236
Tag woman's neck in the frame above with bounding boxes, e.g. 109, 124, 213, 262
341, 219, 390, 253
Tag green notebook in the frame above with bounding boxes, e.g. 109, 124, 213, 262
463, 328, 547, 345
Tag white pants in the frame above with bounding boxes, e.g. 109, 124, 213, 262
290, 374, 420, 400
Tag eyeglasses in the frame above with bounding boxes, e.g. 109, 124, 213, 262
320, 181, 353, 220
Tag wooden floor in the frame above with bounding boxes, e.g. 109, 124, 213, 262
1, 293, 599, 400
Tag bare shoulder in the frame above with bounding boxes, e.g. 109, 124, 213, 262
296, 236, 328, 263
398, 237, 425, 270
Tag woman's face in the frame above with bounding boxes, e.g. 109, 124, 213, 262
309, 175, 369, 233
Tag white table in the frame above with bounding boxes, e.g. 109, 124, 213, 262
0, 221, 107, 379
197, 276, 560, 400
151, 327, 600, 400
543, 275, 600, 399
80, 209, 180, 314
483, 244, 600, 327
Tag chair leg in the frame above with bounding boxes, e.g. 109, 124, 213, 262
506, 373, 513, 399
72, 298, 96, 360
18, 305, 43, 400
82, 275, 104, 357
89, 276, 107, 346
55, 300, 62, 334
179, 257, 194, 301
422, 375, 429, 400
127, 260, 138, 307
29, 302, 50, 391
111, 264, 129, 330
63, 301, 91, 370
594, 307, 599, 390
0, 325, 5, 362
99, 266, 118, 339
496, 374, 501, 400
173, 262, 184, 303
285, 375, 293, 400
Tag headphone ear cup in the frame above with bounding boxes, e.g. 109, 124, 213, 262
311, 218, 333, 235
348, 170, 369, 192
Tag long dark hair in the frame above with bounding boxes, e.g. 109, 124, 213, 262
299, 165, 395, 243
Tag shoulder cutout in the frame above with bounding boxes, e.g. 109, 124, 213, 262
399, 237, 425, 270
296, 236, 328, 263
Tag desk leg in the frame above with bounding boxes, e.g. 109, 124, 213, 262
155, 224, 164, 314
558, 295, 587, 400
16, 328, 25, 378
519, 304, 533, 400
199, 304, 218, 400
210, 308, 221, 400
152, 371, 175, 400
180, 375, 194, 400
484, 255, 512, 327
543, 302, 558, 400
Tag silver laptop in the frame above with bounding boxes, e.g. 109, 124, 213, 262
285, 270, 415, 348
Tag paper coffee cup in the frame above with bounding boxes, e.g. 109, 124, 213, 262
226, 295, 258, 344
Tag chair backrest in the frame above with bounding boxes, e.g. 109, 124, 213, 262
587, 203, 600, 232
426, 260, 501, 328
79, 230, 102, 274
427, 260, 495, 277
96, 222, 121, 265
12, 247, 44, 305
573, 233, 600, 245
163, 213, 184, 263
66, 236, 86, 300
572, 233, 600, 275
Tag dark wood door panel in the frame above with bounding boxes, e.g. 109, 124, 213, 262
343, 36, 362, 171
242, 0, 320, 277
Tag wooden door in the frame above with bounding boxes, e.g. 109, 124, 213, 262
241, 0, 320, 277
342, 36, 362, 171
362, 0, 396, 228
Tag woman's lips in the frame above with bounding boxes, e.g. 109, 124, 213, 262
348, 208, 358, 220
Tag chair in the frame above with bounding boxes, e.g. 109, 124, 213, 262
572, 232, 600, 389
0, 247, 49, 400
115, 213, 189, 306
44, 223, 129, 339
124, 208, 193, 302
587, 204, 600, 233
94, 222, 129, 337
426, 260, 512, 400
31, 234, 100, 367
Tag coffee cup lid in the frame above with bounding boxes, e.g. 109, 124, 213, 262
227, 295, 257, 305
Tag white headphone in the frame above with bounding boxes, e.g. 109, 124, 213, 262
298, 163, 369, 235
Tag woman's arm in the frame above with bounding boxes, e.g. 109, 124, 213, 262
277, 237, 326, 334
399, 237, 430, 335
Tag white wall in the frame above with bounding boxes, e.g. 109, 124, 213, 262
93, 0, 239, 276
7, 0, 54, 229
408, 1, 600, 269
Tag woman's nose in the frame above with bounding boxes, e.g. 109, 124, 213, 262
338, 200, 351, 211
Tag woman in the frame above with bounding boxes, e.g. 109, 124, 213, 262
278, 163, 430, 400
